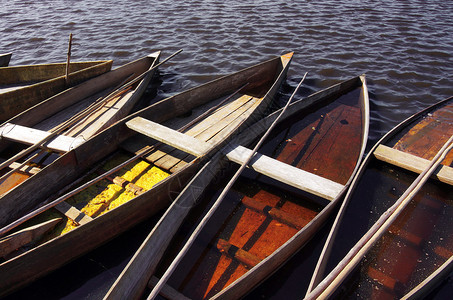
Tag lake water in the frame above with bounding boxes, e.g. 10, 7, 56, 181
1, 0, 452, 299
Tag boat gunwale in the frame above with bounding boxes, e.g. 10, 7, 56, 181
212, 75, 370, 300
306, 95, 453, 298
0, 52, 293, 297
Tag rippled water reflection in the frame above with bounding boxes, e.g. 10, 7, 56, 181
1, 0, 452, 298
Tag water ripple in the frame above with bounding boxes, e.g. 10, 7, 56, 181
0, 0, 452, 147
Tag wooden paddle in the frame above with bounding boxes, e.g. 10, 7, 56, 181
0, 50, 182, 174
147, 73, 307, 300
306, 134, 453, 300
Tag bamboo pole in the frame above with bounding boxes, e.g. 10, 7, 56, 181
0, 50, 182, 174
306, 134, 453, 299
0, 80, 249, 237
147, 73, 307, 300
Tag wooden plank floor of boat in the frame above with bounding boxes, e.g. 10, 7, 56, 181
121, 92, 261, 173
193, 92, 365, 298
393, 100, 453, 165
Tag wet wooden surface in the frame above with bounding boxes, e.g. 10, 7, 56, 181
166, 86, 365, 299
330, 99, 453, 299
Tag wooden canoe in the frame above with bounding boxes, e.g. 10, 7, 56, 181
0, 59, 113, 121
104, 75, 369, 299
0, 52, 293, 297
0, 51, 161, 198
306, 96, 453, 299
0, 52, 12, 67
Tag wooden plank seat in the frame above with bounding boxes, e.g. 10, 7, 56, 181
223, 144, 345, 201
125, 117, 213, 157
0, 123, 85, 152
374, 144, 453, 186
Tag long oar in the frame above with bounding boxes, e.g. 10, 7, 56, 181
0, 76, 134, 184
0, 50, 182, 174
306, 134, 453, 299
147, 73, 307, 300
0, 82, 249, 237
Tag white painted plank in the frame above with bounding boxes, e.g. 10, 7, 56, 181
224, 144, 344, 201
126, 117, 211, 157
374, 144, 453, 186
0, 123, 85, 152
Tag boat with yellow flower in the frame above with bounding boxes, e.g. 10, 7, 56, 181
0, 52, 161, 201
0, 52, 293, 297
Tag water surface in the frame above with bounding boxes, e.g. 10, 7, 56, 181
1, 0, 452, 299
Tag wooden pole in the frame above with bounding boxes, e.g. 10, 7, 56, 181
0, 50, 182, 174
147, 73, 307, 300
65, 33, 73, 86
306, 134, 453, 299
0, 79, 250, 237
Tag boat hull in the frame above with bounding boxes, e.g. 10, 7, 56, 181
0, 52, 293, 297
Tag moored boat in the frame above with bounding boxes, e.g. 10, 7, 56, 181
0, 51, 161, 199
0, 58, 112, 121
0, 52, 12, 67
306, 96, 453, 299
105, 75, 369, 299
0, 52, 293, 297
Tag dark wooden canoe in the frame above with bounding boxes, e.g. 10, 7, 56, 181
306, 96, 453, 299
0, 52, 293, 297
0, 52, 161, 198
0, 52, 12, 67
0, 59, 113, 121
104, 75, 369, 299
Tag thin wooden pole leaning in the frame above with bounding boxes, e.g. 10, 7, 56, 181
0, 75, 134, 183
0, 50, 182, 174
0, 80, 248, 238
306, 134, 453, 300
147, 73, 307, 300
65, 33, 73, 86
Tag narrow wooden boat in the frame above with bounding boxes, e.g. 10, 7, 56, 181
0, 51, 161, 199
105, 75, 369, 300
0, 52, 293, 297
306, 96, 453, 299
0, 52, 12, 67
0, 58, 113, 121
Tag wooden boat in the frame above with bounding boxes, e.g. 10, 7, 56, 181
0, 52, 12, 67
0, 58, 113, 121
105, 75, 369, 299
0, 51, 161, 199
306, 96, 453, 299
0, 52, 293, 297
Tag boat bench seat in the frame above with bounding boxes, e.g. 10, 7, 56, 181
223, 144, 345, 201
126, 117, 212, 157
126, 117, 346, 201
0, 123, 85, 152
374, 145, 453, 186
